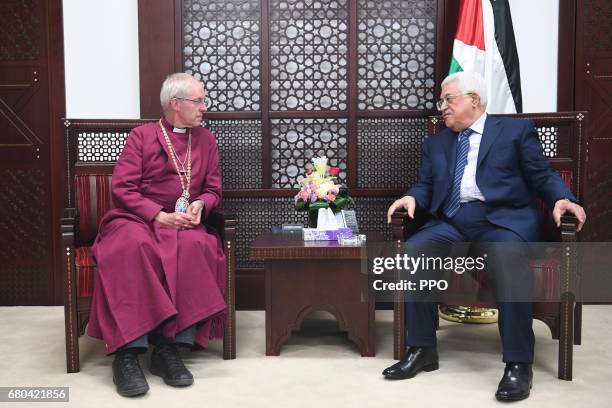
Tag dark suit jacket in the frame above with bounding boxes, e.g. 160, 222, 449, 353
407, 116, 576, 241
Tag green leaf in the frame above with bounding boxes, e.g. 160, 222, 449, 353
309, 200, 329, 210
333, 196, 350, 210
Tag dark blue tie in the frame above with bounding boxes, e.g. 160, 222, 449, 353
443, 128, 475, 218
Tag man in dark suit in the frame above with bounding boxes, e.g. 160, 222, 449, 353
382, 71, 586, 401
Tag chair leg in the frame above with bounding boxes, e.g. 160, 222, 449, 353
557, 295, 574, 380
222, 235, 236, 360
223, 305, 236, 360
64, 305, 80, 373
63, 244, 80, 373
393, 301, 406, 360
573, 302, 582, 345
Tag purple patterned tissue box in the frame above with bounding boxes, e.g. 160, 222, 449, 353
302, 228, 353, 241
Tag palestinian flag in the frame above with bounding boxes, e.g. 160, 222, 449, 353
449, 0, 522, 113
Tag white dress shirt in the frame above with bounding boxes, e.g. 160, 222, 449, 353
460, 112, 487, 203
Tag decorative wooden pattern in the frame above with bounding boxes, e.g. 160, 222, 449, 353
183, 0, 262, 111
583, 0, 612, 51
0, 0, 65, 306
223, 197, 308, 268
356, 0, 436, 110
269, 0, 349, 111
77, 131, 128, 162
208, 119, 263, 189
353, 196, 394, 240
271, 118, 348, 188
357, 117, 427, 189
0, 169, 47, 260
576, 0, 612, 241
537, 127, 559, 158
0, 0, 42, 61
0, 169, 48, 305
0, 266, 47, 305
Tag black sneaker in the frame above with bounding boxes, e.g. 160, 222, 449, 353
150, 344, 194, 386
112, 352, 149, 397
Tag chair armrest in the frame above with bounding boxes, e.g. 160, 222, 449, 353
204, 208, 237, 240
391, 210, 408, 241
560, 215, 579, 242
390, 209, 430, 241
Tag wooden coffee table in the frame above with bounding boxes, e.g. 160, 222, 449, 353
250, 232, 377, 356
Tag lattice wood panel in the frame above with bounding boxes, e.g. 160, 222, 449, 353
207, 119, 262, 189
183, 0, 261, 111
357, 0, 436, 110
271, 118, 348, 188
269, 0, 349, 111
77, 131, 128, 162
536, 126, 559, 158
223, 197, 307, 268
357, 118, 427, 189
353, 196, 395, 240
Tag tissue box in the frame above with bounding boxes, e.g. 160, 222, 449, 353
302, 228, 353, 241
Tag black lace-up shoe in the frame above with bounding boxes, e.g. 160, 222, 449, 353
150, 344, 194, 387
112, 352, 149, 397
495, 363, 533, 401
382, 346, 439, 379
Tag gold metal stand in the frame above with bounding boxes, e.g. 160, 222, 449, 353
439, 305, 498, 324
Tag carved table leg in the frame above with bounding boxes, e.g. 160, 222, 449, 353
265, 259, 375, 356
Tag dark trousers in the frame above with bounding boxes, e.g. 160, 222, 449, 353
405, 201, 535, 363
118, 324, 198, 353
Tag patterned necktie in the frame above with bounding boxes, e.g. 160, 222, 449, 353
443, 128, 475, 218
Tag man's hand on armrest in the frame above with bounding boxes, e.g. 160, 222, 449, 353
552, 198, 586, 232
387, 196, 417, 224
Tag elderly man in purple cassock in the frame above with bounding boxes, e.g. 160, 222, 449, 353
86, 73, 227, 397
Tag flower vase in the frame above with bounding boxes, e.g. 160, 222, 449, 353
308, 208, 319, 228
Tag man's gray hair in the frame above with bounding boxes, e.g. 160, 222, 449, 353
441, 71, 488, 107
160, 73, 202, 111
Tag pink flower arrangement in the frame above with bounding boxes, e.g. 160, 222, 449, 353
294, 156, 353, 213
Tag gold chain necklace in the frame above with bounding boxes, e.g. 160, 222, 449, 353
159, 119, 192, 213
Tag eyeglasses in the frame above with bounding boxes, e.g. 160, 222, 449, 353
436, 92, 473, 111
174, 97, 209, 107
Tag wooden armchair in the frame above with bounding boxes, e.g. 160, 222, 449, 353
61, 120, 237, 373
391, 112, 587, 381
